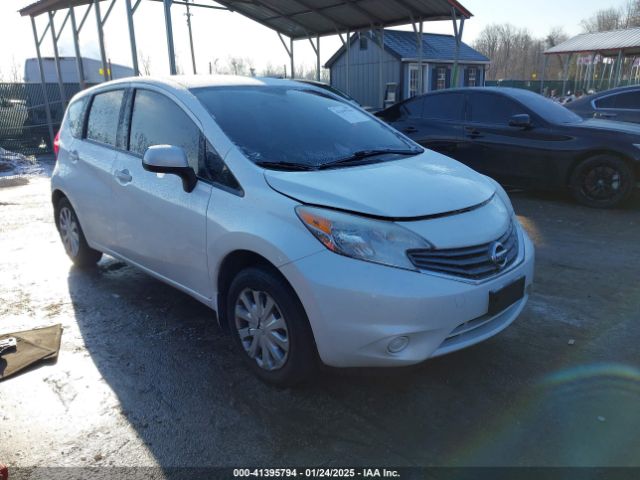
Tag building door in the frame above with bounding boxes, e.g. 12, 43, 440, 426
408, 64, 419, 98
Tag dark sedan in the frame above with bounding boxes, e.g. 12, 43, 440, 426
377, 87, 640, 208
566, 86, 640, 124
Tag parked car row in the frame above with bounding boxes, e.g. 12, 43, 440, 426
376, 87, 640, 208
566, 85, 640, 124
52, 76, 534, 385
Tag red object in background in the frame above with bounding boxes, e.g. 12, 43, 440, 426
53, 130, 60, 159
0, 463, 8, 480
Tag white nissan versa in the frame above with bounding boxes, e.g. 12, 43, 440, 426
52, 76, 534, 385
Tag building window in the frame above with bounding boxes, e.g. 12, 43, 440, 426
409, 65, 419, 97
359, 35, 368, 50
437, 67, 447, 90
467, 68, 477, 87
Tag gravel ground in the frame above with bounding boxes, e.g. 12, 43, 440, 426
0, 176, 639, 471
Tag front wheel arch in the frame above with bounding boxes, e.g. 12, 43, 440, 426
216, 250, 296, 330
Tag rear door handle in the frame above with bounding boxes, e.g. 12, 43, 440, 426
596, 112, 617, 119
465, 127, 483, 138
115, 169, 132, 184
404, 126, 418, 133
68, 150, 79, 163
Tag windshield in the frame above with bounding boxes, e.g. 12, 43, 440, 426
515, 92, 584, 124
191, 86, 418, 168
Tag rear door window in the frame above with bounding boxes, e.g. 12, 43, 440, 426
86, 90, 124, 146
468, 93, 522, 125
128, 89, 201, 172
422, 93, 465, 122
598, 91, 640, 110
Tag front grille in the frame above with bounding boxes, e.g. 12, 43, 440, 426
407, 222, 519, 280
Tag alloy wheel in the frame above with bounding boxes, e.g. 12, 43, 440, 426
582, 165, 624, 201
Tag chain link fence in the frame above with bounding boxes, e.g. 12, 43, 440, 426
0, 83, 86, 156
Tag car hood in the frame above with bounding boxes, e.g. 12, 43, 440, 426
577, 118, 640, 135
263, 152, 496, 218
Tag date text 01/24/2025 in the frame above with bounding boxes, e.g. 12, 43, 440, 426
233, 468, 401, 478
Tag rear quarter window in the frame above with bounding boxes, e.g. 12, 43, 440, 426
86, 89, 125, 146
63, 97, 87, 138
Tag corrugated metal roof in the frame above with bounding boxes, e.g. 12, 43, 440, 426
383, 29, 489, 62
325, 29, 489, 67
545, 27, 640, 55
20, 0, 472, 40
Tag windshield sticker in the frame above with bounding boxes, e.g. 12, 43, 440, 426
328, 105, 371, 124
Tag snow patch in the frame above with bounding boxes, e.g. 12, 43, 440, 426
0, 147, 44, 178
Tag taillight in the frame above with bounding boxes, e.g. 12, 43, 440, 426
53, 130, 60, 158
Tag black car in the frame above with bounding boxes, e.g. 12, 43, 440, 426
566, 86, 640, 124
377, 87, 640, 208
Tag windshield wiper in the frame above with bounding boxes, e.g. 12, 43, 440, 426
254, 161, 318, 171
318, 148, 422, 170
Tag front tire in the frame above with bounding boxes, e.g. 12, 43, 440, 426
55, 197, 102, 267
569, 155, 634, 208
226, 267, 318, 386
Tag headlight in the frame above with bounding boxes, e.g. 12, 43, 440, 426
295, 206, 431, 270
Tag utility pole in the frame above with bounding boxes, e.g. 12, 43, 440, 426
185, 0, 196, 74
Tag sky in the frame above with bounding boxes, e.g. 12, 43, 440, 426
0, 0, 622, 80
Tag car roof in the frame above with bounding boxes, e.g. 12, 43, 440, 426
73, 75, 313, 100
589, 85, 640, 97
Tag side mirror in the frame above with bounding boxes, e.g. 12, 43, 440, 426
142, 145, 197, 193
509, 114, 532, 129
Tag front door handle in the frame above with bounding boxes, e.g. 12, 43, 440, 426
404, 126, 418, 133
115, 169, 132, 184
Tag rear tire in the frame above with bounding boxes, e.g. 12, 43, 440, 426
55, 197, 102, 267
226, 266, 318, 386
569, 155, 634, 208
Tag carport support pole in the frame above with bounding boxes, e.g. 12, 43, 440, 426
346, 29, 350, 95
561, 54, 572, 95
608, 56, 615, 89
378, 27, 384, 109
48, 11, 67, 106
309, 36, 320, 81
290, 37, 295, 79
69, 8, 87, 89
94, 0, 109, 82
615, 50, 624, 87
540, 55, 547, 94
316, 36, 320, 81
451, 8, 464, 89
412, 20, 423, 94
30, 16, 55, 149
125, 0, 140, 76
163, 0, 177, 75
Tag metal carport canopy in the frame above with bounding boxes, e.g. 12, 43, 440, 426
20, 0, 472, 39
211, 0, 471, 39
544, 27, 640, 56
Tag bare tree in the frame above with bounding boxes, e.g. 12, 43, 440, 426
581, 0, 640, 32
262, 62, 285, 78
222, 56, 255, 76
474, 24, 567, 81
139, 51, 152, 76
8, 56, 22, 82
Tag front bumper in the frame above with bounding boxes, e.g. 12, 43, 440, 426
279, 223, 535, 368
